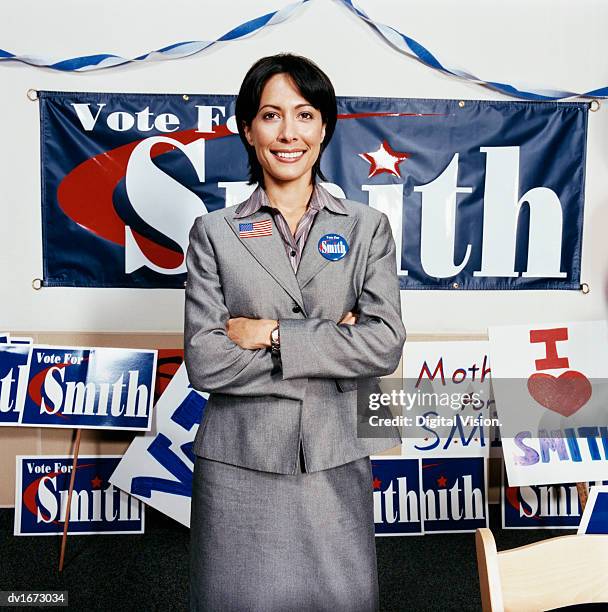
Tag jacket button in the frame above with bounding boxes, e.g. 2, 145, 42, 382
292, 305, 301, 313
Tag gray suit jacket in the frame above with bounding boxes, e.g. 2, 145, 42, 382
184, 189, 406, 474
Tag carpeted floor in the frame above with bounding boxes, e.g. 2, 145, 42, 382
0, 505, 583, 611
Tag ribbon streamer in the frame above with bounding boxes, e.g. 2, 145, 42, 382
1, 0, 606, 101
0, 0, 310, 71
340, 0, 607, 101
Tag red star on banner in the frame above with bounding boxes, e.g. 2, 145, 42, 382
437, 475, 448, 488
91, 475, 103, 488
358, 140, 410, 178
372, 477, 382, 490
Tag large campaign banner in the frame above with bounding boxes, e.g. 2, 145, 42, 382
40, 92, 587, 290
489, 320, 608, 487
14, 455, 145, 536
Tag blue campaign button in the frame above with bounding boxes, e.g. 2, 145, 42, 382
318, 234, 349, 261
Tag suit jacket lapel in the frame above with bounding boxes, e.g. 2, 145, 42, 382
225, 211, 305, 311
296, 208, 358, 289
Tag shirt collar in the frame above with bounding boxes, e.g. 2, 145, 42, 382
234, 183, 348, 219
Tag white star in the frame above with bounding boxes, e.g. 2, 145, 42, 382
358, 140, 410, 178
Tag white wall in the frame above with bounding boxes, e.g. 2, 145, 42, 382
1, 0, 607, 334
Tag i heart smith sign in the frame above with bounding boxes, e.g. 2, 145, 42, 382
489, 320, 608, 487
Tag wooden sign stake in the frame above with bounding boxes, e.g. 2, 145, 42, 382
576, 481, 589, 512
59, 428, 82, 572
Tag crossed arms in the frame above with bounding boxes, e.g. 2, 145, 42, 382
183, 213, 405, 400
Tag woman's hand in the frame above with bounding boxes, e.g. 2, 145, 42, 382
226, 317, 277, 350
339, 310, 358, 326
227, 312, 358, 349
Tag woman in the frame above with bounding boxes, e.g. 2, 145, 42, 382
185, 53, 405, 612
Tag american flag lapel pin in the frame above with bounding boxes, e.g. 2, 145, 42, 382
239, 219, 272, 238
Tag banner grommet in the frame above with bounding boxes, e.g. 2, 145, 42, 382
580, 282, 590, 294
32, 278, 43, 290
27, 89, 38, 102
589, 100, 600, 112
182, 94, 190, 102
458, 101, 465, 108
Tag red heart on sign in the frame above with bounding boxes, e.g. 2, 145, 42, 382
527, 370, 592, 416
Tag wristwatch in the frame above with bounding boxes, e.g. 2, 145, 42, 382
270, 320, 280, 356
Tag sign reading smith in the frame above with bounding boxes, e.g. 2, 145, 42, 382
40, 93, 587, 290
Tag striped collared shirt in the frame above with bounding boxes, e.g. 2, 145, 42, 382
234, 184, 348, 273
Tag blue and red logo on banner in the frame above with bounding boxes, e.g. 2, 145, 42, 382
40, 92, 587, 290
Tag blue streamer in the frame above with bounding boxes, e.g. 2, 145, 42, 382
339, 0, 606, 101
0, 0, 310, 72
0, 0, 605, 101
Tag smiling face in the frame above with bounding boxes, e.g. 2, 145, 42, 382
243, 73, 326, 188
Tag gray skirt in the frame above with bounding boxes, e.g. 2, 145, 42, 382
189, 453, 379, 612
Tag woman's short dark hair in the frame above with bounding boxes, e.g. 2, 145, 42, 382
235, 53, 337, 186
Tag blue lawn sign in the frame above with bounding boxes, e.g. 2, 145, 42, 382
14, 455, 145, 536
20, 346, 157, 430
421, 457, 488, 533
0, 344, 32, 425
371, 457, 423, 536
